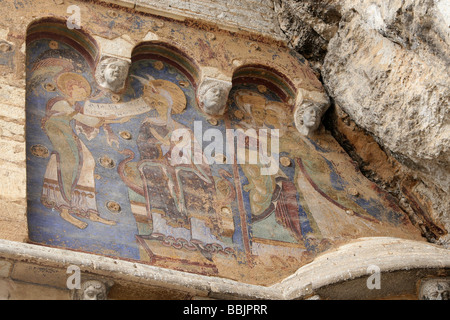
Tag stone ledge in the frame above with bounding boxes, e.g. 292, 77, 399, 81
0, 237, 448, 299
0, 239, 278, 300
273, 237, 450, 299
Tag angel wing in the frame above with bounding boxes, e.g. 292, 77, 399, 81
29, 58, 75, 88
132, 74, 157, 92
131, 74, 156, 85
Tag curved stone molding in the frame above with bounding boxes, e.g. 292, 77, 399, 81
0, 239, 277, 300
197, 77, 232, 116
271, 237, 450, 300
26, 17, 100, 69
1, 238, 448, 299
231, 64, 297, 105
131, 41, 201, 87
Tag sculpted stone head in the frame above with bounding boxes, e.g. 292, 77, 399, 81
419, 278, 450, 300
294, 100, 328, 136
95, 56, 130, 93
72, 279, 114, 300
197, 78, 232, 115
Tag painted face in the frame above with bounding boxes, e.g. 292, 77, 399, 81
69, 84, 88, 101
265, 109, 279, 127
302, 106, 320, 129
145, 95, 169, 115
251, 105, 266, 126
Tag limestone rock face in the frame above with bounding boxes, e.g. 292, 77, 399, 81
273, 0, 342, 62
338, 0, 450, 68
322, 6, 449, 194
273, 0, 450, 238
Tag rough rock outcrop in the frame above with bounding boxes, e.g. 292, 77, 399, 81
273, 0, 341, 62
322, 1, 449, 194
273, 0, 450, 242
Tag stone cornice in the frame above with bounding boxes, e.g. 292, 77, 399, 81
1, 237, 449, 299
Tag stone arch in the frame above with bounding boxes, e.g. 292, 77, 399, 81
131, 41, 201, 88
26, 17, 100, 70
231, 64, 297, 108
229, 64, 298, 129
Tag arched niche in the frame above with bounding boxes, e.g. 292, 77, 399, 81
25, 18, 138, 256
228, 63, 297, 135
26, 18, 99, 70
231, 64, 297, 106
131, 41, 200, 89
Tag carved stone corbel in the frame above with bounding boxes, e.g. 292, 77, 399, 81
92, 35, 135, 93
418, 278, 450, 300
71, 278, 114, 300
94, 55, 130, 93
293, 93, 330, 136
197, 76, 232, 116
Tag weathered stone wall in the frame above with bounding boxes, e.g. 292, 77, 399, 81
273, 0, 450, 244
0, 259, 70, 300
0, 73, 27, 242
106, 0, 283, 39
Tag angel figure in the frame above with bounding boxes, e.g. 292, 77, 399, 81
40, 72, 116, 229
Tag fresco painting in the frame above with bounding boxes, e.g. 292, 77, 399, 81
26, 31, 422, 285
